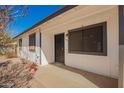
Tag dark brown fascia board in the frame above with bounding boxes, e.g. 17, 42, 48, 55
14, 5, 78, 39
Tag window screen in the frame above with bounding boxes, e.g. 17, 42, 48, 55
68, 22, 107, 56
69, 30, 84, 52
29, 33, 36, 52
83, 26, 103, 52
19, 39, 22, 50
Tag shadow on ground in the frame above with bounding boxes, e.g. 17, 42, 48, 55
51, 63, 118, 88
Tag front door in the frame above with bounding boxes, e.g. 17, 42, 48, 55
55, 33, 64, 63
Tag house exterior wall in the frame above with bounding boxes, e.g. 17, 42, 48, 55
17, 29, 41, 65
40, 6, 119, 78
16, 5, 119, 79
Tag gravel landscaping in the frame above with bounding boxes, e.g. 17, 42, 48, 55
0, 56, 34, 88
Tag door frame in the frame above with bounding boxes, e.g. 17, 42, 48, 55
54, 33, 65, 64
39, 32, 42, 65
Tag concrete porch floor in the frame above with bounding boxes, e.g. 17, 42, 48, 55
30, 63, 118, 88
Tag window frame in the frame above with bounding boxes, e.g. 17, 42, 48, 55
68, 22, 107, 56
29, 33, 36, 52
19, 38, 22, 50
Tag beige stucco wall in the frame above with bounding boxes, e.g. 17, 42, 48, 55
40, 6, 119, 78
16, 5, 119, 79
17, 29, 41, 65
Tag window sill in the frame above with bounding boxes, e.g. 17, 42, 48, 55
68, 51, 107, 56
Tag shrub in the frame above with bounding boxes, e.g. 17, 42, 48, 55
0, 48, 5, 56
6, 51, 17, 58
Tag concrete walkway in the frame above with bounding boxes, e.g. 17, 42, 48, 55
30, 63, 118, 88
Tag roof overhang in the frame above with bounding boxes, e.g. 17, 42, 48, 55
14, 5, 78, 39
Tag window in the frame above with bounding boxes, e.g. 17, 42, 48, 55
19, 39, 22, 50
69, 29, 83, 52
68, 22, 107, 56
29, 33, 36, 52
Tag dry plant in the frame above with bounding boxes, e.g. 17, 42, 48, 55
6, 51, 17, 58
0, 6, 28, 31
0, 59, 33, 88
